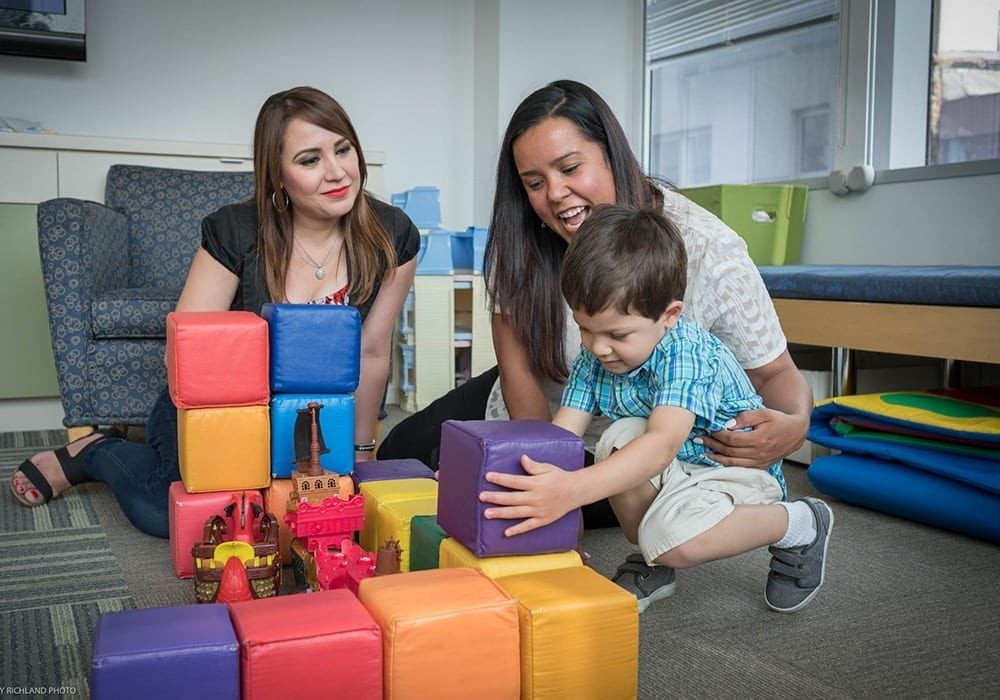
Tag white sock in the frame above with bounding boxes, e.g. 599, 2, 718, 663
775, 501, 817, 548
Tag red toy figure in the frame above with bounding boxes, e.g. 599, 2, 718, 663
285, 492, 365, 554
343, 539, 377, 593
192, 491, 281, 603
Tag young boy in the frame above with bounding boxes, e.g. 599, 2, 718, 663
480, 204, 833, 614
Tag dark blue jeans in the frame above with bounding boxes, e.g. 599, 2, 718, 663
84, 388, 179, 538
377, 366, 499, 468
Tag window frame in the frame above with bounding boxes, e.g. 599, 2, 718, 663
641, 0, 1000, 191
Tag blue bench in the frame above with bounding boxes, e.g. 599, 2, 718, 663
758, 264, 1000, 395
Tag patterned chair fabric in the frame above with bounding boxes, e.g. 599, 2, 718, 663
38, 164, 255, 428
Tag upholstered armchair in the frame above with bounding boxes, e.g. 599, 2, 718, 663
37, 164, 254, 429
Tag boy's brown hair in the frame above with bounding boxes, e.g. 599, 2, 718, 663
561, 204, 687, 320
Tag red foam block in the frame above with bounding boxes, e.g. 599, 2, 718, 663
228, 589, 381, 700
166, 310, 269, 409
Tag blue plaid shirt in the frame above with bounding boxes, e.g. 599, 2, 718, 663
561, 315, 785, 494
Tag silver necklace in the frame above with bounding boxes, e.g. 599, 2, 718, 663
294, 237, 340, 280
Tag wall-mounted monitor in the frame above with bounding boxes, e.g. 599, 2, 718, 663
0, 0, 85, 61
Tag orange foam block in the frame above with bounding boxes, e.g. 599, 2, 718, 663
358, 567, 520, 700
229, 589, 381, 700
167, 310, 269, 409
178, 405, 270, 493
496, 566, 638, 700
263, 479, 295, 565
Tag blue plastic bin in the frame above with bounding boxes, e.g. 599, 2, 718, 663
468, 226, 487, 274
416, 230, 475, 275
392, 186, 441, 229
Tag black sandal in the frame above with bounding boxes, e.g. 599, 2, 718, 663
10, 427, 125, 507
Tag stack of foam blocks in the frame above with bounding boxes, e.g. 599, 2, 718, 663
260, 303, 361, 568
165, 310, 273, 589
432, 419, 639, 699
98, 329, 640, 699
354, 458, 439, 573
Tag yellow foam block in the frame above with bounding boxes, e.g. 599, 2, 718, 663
359, 478, 438, 552
178, 405, 271, 493
439, 538, 582, 578
359, 568, 520, 700
371, 498, 437, 572
496, 566, 638, 700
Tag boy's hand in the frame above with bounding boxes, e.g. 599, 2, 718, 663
479, 454, 578, 537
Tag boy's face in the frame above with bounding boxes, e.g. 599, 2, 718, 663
573, 301, 683, 374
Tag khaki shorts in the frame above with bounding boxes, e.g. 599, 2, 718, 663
596, 417, 784, 563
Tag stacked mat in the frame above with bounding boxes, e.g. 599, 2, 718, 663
807, 389, 1000, 542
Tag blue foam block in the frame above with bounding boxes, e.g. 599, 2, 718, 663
270, 394, 354, 477
808, 454, 1000, 543
261, 303, 360, 393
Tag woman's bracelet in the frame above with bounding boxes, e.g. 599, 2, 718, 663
354, 440, 376, 453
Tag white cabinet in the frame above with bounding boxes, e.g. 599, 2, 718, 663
0, 147, 58, 202
394, 273, 496, 412
0, 132, 256, 203
57, 151, 253, 200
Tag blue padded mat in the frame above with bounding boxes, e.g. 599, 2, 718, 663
808, 411, 1000, 496
808, 454, 1000, 542
758, 265, 1000, 307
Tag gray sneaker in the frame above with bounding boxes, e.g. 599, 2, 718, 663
612, 553, 677, 613
765, 497, 834, 613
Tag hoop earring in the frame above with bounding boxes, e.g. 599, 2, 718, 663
271, 188, 290, 212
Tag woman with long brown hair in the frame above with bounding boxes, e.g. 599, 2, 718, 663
11, 86, 419, 537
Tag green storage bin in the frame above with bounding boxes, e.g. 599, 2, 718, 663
682, 184, 808, 266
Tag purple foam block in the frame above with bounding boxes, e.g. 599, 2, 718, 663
91, 603, 239, 700
352, 458, 436, 488
437, 419, 584, 556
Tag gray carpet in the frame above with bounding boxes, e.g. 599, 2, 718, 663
3, 426, 999, 699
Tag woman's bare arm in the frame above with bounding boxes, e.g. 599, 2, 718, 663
492, 312, 552, 420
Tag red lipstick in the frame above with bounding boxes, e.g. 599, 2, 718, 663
324, 185, 351, 198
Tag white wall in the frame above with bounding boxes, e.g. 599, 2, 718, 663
0, 0, 643, 230
803, 172, 1000, 264
1, 0, 995, 258
0, 0, 479, 228
476, 0, 644, 222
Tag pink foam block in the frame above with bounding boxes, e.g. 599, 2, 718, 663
168, 481, 264, 578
